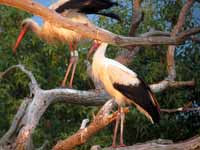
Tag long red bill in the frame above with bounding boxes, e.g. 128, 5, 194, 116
13, 24, 29, 54
87, 40, 102, 59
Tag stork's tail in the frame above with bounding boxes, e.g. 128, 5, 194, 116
113, 77, 160, 124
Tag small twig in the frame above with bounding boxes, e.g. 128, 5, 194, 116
80, 119, 90, 129
161, 101, 199, 113
190, 36, 200, 43
0, 64, 39, 90
36, 140, 49, 150
140, 30, 170, 37
150, 79, 195, 93
161, 107, 200, 113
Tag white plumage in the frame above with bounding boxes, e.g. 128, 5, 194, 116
92, 42, 160, 147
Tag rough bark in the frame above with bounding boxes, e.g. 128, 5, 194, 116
100, 136, 200, 150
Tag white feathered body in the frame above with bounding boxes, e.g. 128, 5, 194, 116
92, 43, 160, 123
26, 10, 91, 45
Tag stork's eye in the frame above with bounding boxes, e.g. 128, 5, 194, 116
21, 23, 26, 28
21, 22, 28, 28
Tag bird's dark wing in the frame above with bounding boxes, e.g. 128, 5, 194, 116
107, 63, 160, 123
53, 0, 120, 20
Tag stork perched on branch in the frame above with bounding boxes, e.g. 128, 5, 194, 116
91, 43, 160, 147
13, 0, 120, 88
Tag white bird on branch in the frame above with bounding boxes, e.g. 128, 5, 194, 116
91, 42, 160, 147
13, 0, 120, 88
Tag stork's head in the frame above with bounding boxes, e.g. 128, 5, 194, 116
13, 19, 35, 54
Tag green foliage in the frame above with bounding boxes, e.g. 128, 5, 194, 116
0, 0, 200, 149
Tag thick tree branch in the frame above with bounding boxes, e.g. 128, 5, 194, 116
53, 100, 129, 150
0, 0, 199, 46
101, 136, 200, 150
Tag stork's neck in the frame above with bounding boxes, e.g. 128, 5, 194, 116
93, 43, 108, 60
25, 19, 42, 37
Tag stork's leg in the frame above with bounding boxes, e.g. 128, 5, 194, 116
61, 61, 73, 87
68, 56, 78, 88
61, 42, 78, 88
112, 106, 120, 148
120, 107, 126, 147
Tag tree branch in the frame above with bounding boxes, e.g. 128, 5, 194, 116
0, 0, 199, 46
0, 64, 39, 91
161, 107, 200, 113
53, 100, 129, 150
167, 0, 194, 80
129, 0, 143, 36
101, 136, 200, 150
150, 80, 195, 93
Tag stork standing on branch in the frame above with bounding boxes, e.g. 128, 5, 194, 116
91, 42, 160, 147
13, 0, 120, 88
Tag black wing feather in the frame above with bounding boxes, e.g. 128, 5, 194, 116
55, 0, 120, 20
113, 78, 160, 123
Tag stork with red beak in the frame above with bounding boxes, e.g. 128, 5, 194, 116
13, 0, 120, 88
91, 42, 160, 147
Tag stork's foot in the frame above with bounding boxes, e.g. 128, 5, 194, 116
119, 143, 127, 147
61, 79, 73, 88
111, 144, 117, 148
60, 81, 73, 89
111, 144, 126, 148
61, 81, 66, 88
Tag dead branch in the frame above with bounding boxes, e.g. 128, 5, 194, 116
167, 0, 194, 80
161, 107, 200, 113
0, 0, 199, 46
129, 0, 143, 36
53, 100, 129, 150
150, 0, 195, 93
150, 80, 195, 93
191, 36, 200, 43
115, 0, 142, 65
161, 101, 199, 113
101, 136, 200, 150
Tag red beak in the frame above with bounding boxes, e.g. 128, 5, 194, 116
87, 40, 102, 59
13, 24, 29, 54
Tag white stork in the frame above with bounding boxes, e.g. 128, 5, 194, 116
91, 42, 160, 147
13, 0, 120, 88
